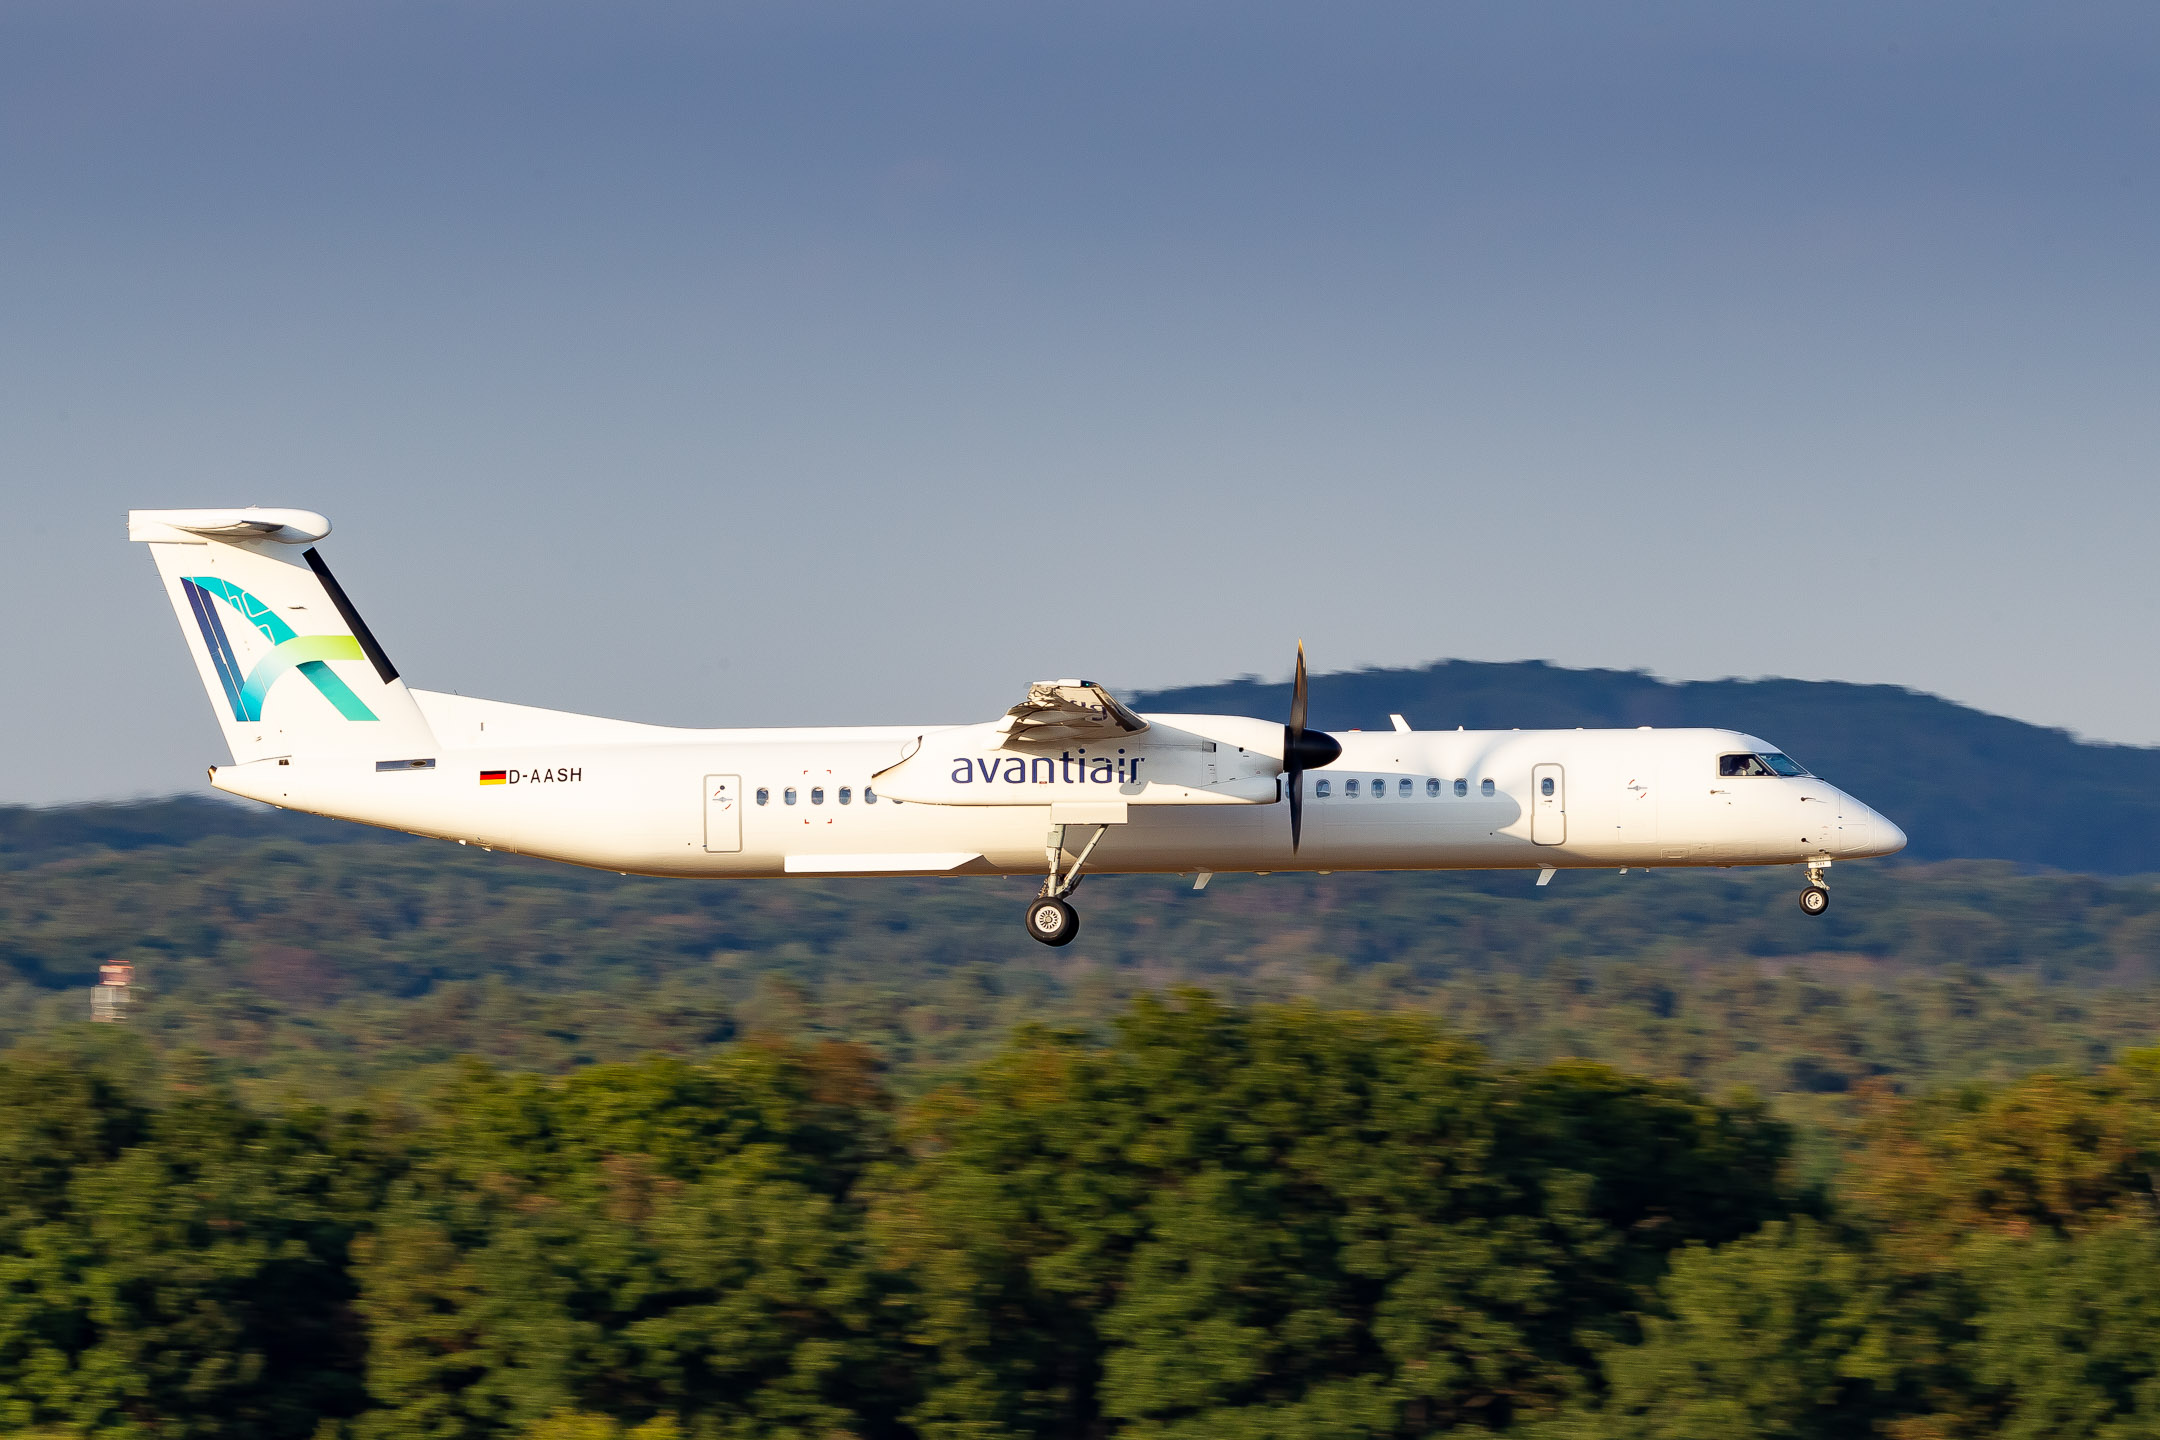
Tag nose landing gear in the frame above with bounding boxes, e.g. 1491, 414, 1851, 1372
1798, 861, 1830, 916
1025, 822, 1109, 946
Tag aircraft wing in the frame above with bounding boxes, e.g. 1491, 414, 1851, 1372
994, 679, 1149, 744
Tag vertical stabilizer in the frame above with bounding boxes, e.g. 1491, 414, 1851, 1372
129, 508, 437, 764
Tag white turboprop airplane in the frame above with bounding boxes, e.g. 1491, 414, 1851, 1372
132, 507, 1905, 944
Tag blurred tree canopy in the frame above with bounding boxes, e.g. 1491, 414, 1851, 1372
0, 1000, 2157, 1437
880, 996, 1789, 1437
6, 808, 2160, 1434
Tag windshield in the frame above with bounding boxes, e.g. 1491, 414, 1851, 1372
1720, 751, 1809, 777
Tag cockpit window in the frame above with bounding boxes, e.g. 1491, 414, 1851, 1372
1719, 752, 1809, 778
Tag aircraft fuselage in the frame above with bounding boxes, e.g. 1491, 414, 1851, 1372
211, 707, 1902, 880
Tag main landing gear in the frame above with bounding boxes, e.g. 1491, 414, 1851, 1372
1026, 822, 1109, 946
1798, 861, 1830, 917
1027, 896, 1079, 945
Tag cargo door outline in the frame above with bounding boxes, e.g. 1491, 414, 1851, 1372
703, 774, 742, 853
1532, 763, 1565, 846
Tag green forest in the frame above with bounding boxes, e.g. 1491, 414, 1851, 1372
10, 999, 2160, 1438
5, 803, 2160, 1436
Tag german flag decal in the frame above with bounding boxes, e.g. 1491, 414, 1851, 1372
479, 770, 507, 786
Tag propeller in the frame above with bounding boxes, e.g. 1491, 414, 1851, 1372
1282, 641, 1342, 851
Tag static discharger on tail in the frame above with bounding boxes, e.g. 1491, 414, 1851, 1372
130, 508, 1906, 944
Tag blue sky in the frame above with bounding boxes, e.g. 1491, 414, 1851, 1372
5, 1, 2158, 802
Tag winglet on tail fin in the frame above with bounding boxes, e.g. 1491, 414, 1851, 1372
130, 509, 438, 765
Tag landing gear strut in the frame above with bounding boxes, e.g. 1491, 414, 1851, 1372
1798, 861, 1830, 917
1026, 823, 1108, 946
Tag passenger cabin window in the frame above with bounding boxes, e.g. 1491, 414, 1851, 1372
1398, 778, 1412, 797
1427, 778, 1441, 797
811, 787, 825, 804
1481, 779, 1495, 797
1541, 776, 1554, 796
784, 787, 798, 805
756, 788, 770, 806
1316, 779, 1332, 797
1372, 778, 1385, 798
1719, 754, 1777, 777
839, 787, 852, 804
865, 787, 878, 803
1454, 779, 1468, 797
1345, 779, 1360, 797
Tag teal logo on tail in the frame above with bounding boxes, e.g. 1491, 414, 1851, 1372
181, 577, 379, 722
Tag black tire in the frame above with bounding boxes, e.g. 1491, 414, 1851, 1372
1027, 897, 1079, 946
1798, 885, 1829, 917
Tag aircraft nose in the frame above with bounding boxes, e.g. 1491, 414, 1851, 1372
1844, 795, 1906, 857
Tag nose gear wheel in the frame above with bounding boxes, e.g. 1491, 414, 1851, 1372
1799, 861, 1830, 916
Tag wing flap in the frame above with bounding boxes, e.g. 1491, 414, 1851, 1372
996, 680, 1148, 744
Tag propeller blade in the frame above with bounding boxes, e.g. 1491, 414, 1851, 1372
1281, 641, 1338, 853
1289, 641, 1309, 736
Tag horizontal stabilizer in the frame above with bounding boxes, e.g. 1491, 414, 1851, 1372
129, 508, 330, 544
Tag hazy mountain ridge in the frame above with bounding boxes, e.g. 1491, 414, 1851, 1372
0, 796, 405, 871
1132, 660, 2160, 874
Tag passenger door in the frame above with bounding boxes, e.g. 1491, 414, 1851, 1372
703, 774, 742, 853
1532, 763, 1565, 845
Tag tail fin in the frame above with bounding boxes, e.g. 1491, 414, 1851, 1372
129, 508, 437, 764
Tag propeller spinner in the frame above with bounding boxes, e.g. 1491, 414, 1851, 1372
1282, 642, 1342, 851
